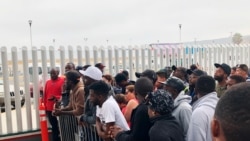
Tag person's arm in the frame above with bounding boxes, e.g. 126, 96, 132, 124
71, 88, 84, 116
80, 104, 96, 124
124, 100, 138, 122
96, 117, 114, 141
115, 105, 150, 141
179, 107, 192, 137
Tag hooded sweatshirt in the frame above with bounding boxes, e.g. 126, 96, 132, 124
64, 81, 85, 116
187, 92, 218, 141
172, 91, 192, 140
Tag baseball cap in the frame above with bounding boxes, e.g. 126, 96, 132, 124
82, 64, 91, 70
135, 69, 157, 83
76, 65, 83, 71
95, 63, 105, 69
145, 89, 174, 115
172, 65, 177, 71
214, 63, 231, 76
79, 66, 102, 80
186, 69, 207, 76
160, 76, 185, 92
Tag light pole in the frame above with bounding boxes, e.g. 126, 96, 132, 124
84, 37, 88, 46
28, 20, 33, 47
179, 24, 182, 44
53, 38, 55, 47
179, 24, 182, 67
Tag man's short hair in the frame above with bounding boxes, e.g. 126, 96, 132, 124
65, 70, 81, 84
121, 70, 129, 78
236, 64, 248, 73
215, 82, 250, 141
89, 80, 110, 96
115, 73, 127, 83
135, 77, 153, 97
196, 75, 215, 96
229, 75, 246, 83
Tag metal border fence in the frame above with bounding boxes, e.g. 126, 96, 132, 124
0, 44, 250, 138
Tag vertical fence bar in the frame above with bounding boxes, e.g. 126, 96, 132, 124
188, 46, 192, 68
165, 47, 169, 67
101, 47, 105, 67
22, 46, 32, 131
198, 46, 202, 69
128, 46, 134, 80
178, 47, 181, 66
154, 48, 158, 70
11, 47, 23, 132
77, 46, 83, 66
135, 47, 140, 73
31, 47, 40, 128
59, 46, 66, 75
1, 47, 13, 133
41, 46, 48, 90
122, 47, 126, 70
68, 46, 73, 63
115, 47, 119, 73
148, 47, 152, 69
49, 46, 55, 68
208, 47, 212, 75
93, 46, 98, 64
108, 47, 113, 75
193, 46, 197, 66
85, 47, 90, 65
141, 47, 146, 71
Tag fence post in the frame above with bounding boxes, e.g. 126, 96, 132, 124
22, 46, 33, 130
108, 46, 113, 75
1, 46, 13, 133
11, 47, 23, 132
77, 46, 83, 66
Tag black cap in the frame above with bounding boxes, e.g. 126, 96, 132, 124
135, 69, 157, 83
160, 76, 185, 92
82, 65, 91, 71
187, 69, 207, 76
172, 65, 177, 71
214, 63, 231, 76
95, 63, 105, 69
76, 65, 83, 71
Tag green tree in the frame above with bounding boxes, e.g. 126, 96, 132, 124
232, 33, 243, 45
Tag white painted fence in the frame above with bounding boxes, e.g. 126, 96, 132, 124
0, 44, 250, 136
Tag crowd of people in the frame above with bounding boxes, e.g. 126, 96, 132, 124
43, 62, 250, 141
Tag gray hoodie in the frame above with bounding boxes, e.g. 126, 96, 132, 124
187, 92, 218, 141
172, 91, 192, 140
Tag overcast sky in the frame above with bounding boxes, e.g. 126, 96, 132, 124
0, 0, 249, 47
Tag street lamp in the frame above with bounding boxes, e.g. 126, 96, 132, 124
84, 37, 88, 46
53, 38, 55, 47
179, 24, 182, 44
28, 20, 33, 47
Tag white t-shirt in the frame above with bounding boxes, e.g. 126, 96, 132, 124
96, 96, 130, 131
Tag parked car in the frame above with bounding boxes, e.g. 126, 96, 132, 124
0, 80, 25, 111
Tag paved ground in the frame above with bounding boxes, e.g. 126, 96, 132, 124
0, 101, 39, 135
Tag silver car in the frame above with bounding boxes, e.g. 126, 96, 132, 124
0, 80, 25, 111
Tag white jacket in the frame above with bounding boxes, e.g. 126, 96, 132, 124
187, 92, 219, 141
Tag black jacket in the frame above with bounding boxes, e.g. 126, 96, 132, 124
116, 103, 152, 141
149, 114, 184, 141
